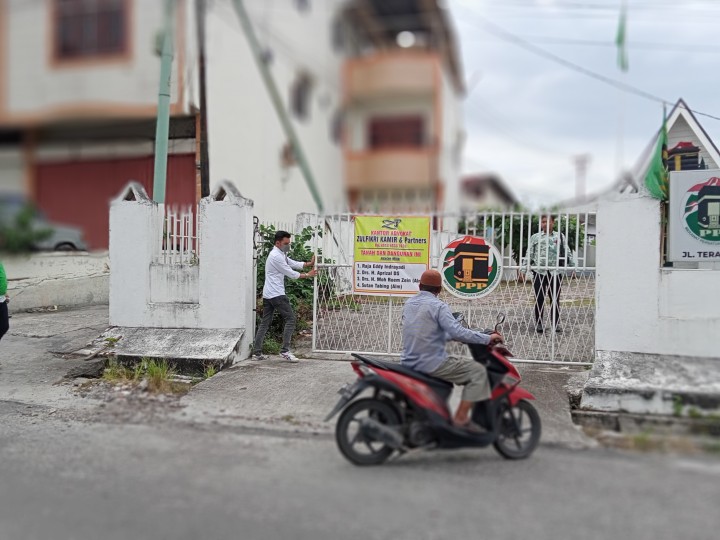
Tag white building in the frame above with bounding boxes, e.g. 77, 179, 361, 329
0, 0, 466, 250
339, 0, 465, 215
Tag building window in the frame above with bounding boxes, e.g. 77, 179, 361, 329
290, 72, 313, 121
369, 116, 425, 149
54, 0, 129, 61
330, 109, 344, 144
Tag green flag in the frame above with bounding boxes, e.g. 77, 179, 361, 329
616, 5, 628, 72
644, 106, 669, 200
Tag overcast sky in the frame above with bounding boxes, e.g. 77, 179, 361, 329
447, 0, 720, 208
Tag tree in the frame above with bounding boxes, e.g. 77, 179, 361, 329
0, 204, 53, 254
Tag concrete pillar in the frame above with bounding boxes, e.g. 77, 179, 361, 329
199, 180, 255, 357
595, 194, 661, 356
109, 183, 161, 327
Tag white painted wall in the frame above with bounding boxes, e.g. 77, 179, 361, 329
596, 193, 720, 359
205, 0, 345, 222
4, 0, 196, 116
4, 252, 110, 312
109, 181, 255, 357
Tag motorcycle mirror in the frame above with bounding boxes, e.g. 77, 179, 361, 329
495, 313, 506, 332
452, 312, 465, 322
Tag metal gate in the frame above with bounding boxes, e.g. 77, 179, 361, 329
311, 212, 596, 365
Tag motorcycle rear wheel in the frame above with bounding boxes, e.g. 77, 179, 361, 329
493, 400, 541, 460
336, 398, 401, 466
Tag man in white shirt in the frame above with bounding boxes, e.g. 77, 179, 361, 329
252, 230, 316, 362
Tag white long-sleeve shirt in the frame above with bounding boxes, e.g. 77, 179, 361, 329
263, 246, 305, 299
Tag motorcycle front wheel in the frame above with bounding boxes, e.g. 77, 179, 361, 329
335, 398, 401, 466
493, 399, 541, 460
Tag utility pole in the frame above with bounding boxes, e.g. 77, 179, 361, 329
195, 0, 210, 198
573, 154, 591, 201
229, 0, 325, 214
152, 0, 177, 205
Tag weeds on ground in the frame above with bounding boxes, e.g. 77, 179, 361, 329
143, 358, 176, 393
103, 359, 135, 383
672, 395, 684, 417
204, 364, 217, 379
703, 441, 720, 455
101, 357, 187, 395
631, 430, 655, 452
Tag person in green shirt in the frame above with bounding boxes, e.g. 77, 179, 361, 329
523, 215, 575, 334
0, 260, 8, 342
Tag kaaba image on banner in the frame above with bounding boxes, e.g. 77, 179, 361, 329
453, 243, 490, 285
698, 185, 720, 230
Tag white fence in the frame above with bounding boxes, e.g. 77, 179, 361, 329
158, 206, 197, 265
311, 211, 597, 365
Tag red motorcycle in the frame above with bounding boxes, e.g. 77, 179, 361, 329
325, 314, 541, 465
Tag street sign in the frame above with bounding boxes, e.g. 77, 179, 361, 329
668, 170, 720, 262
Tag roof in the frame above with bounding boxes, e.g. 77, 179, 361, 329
462, 173, 519, 206
633, 98, 720, 184
557, 98, 720, 211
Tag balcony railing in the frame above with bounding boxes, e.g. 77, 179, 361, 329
345, 147, 439, 190
344, 52, 439, 103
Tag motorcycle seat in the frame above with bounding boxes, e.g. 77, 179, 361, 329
351, 354, 454, 392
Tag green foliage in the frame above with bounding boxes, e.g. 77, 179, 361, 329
104, 337, 120, 348
0, 204, 53, 253
263, 336, 281, 355
103, 359, 135, 382
144, 358, 173, 389
203, 364, 217, 379
672, 395, 684, 417
102, 357, 184, 394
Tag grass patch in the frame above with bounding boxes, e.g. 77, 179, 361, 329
143, 358, 176, 393
281, 414, 301, 425
702, 441, 720, 455
102, 357, 187, 395
631, 430, 655, 452
103, 359, 135, 383
560, 298, 596, 307
204, 364, 217, 379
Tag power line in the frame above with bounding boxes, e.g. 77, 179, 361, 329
467, 100, 573, 159
465, 14, 720, 122
463, 34, 720, 53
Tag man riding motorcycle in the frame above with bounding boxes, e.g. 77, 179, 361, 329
401, 270, 503, 431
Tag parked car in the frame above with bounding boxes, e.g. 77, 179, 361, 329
0, 195, 88, 251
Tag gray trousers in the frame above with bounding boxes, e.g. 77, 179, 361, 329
430, 355, 491, 402
252, 295, 296, 354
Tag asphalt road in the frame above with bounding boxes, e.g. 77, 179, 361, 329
1, 404, 717, 540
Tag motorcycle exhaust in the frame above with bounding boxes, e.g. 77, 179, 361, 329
359, 418, 404, 450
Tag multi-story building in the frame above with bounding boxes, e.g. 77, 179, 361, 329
0, 0, 465, 250
339, 0, 466, 215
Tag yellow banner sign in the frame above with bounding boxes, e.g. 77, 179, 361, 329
353, 216, 431, 295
